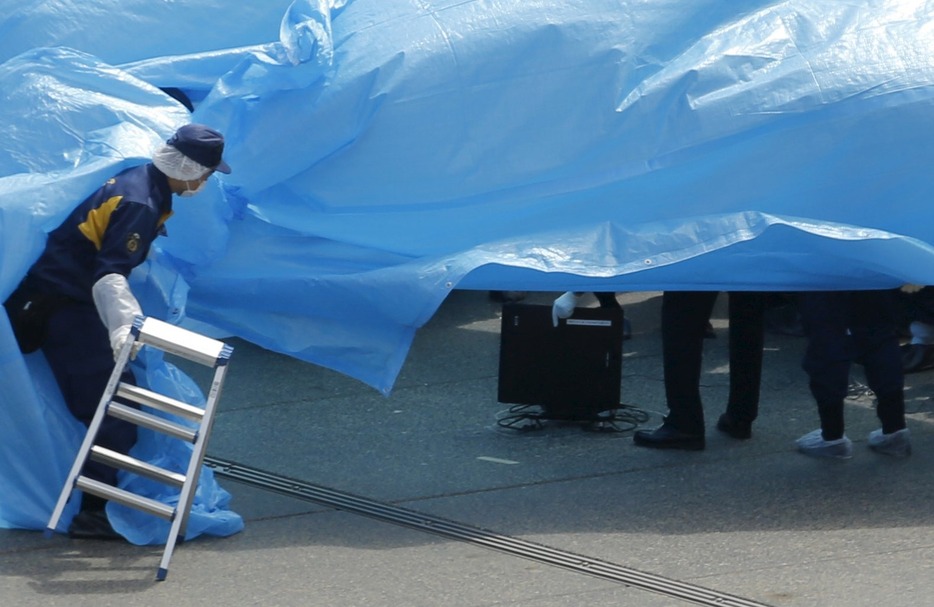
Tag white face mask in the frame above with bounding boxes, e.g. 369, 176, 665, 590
179, 179, 207, 197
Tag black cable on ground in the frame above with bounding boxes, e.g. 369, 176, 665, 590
495, 403, 649, 434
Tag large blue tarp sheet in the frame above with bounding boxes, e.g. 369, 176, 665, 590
3, 0, 934, 532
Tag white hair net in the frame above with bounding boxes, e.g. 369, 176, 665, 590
151, 144, 211, 181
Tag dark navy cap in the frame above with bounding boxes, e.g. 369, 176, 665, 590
167, 123, 231, 174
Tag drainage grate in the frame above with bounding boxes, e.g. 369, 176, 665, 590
205, 455, 773, 607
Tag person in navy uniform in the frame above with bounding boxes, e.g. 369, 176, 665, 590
794, 290, 910, 459
4, 123, 231, 538
632, 291, 766, 451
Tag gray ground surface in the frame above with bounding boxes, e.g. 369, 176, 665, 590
3, 290, 934, 607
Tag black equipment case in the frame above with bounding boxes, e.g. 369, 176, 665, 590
497, 303, 624, 421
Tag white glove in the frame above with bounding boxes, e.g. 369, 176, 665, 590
901, 284, 924, 294
551, 291, 580, 327
92, 273, 143, 360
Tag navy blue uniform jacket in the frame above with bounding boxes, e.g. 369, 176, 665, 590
29, 163, 173, 302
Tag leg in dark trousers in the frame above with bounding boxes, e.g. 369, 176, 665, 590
633, 291, 717, 450
660, 291, 719, 434
846, 290, 905, 434
798, 291, 852, 440
724, 291, 766, 425
636, 291, 766, 450
42, 302, 138, 488
798, 290, 906, 445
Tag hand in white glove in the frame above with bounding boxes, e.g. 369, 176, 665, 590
92, 273, 144, 361
551, 291, 580, 327
110, 324, 142, 361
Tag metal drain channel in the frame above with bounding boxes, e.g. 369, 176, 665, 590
204, 456, 772, 607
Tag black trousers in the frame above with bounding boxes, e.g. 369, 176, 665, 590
662, 291, 766, 434
798, 290, 905, 439
42, 302, 137, 488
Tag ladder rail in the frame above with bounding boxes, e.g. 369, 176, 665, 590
176, 362, 228, 539
158, 362, 230, 580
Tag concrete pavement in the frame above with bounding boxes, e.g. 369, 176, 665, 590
3, 290, 934, 606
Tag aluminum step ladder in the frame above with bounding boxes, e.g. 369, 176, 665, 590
45, 315, 234, 581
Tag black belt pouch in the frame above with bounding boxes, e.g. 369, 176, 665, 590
3, 278, 70, 354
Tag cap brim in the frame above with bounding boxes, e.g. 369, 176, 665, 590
215, 159, 232, 174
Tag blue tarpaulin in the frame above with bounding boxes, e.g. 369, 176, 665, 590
3, 0, 934, 534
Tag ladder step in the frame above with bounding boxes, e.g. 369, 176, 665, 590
76, 476, 176, 520
136, 316, 231, 367
90, 446, 186, 488
116, 383, 205, 422
108, 402, 198, 442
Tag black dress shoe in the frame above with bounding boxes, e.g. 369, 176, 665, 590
68, 509, 122, 541
633, 424, 704, 450
716, 413, 752, 440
